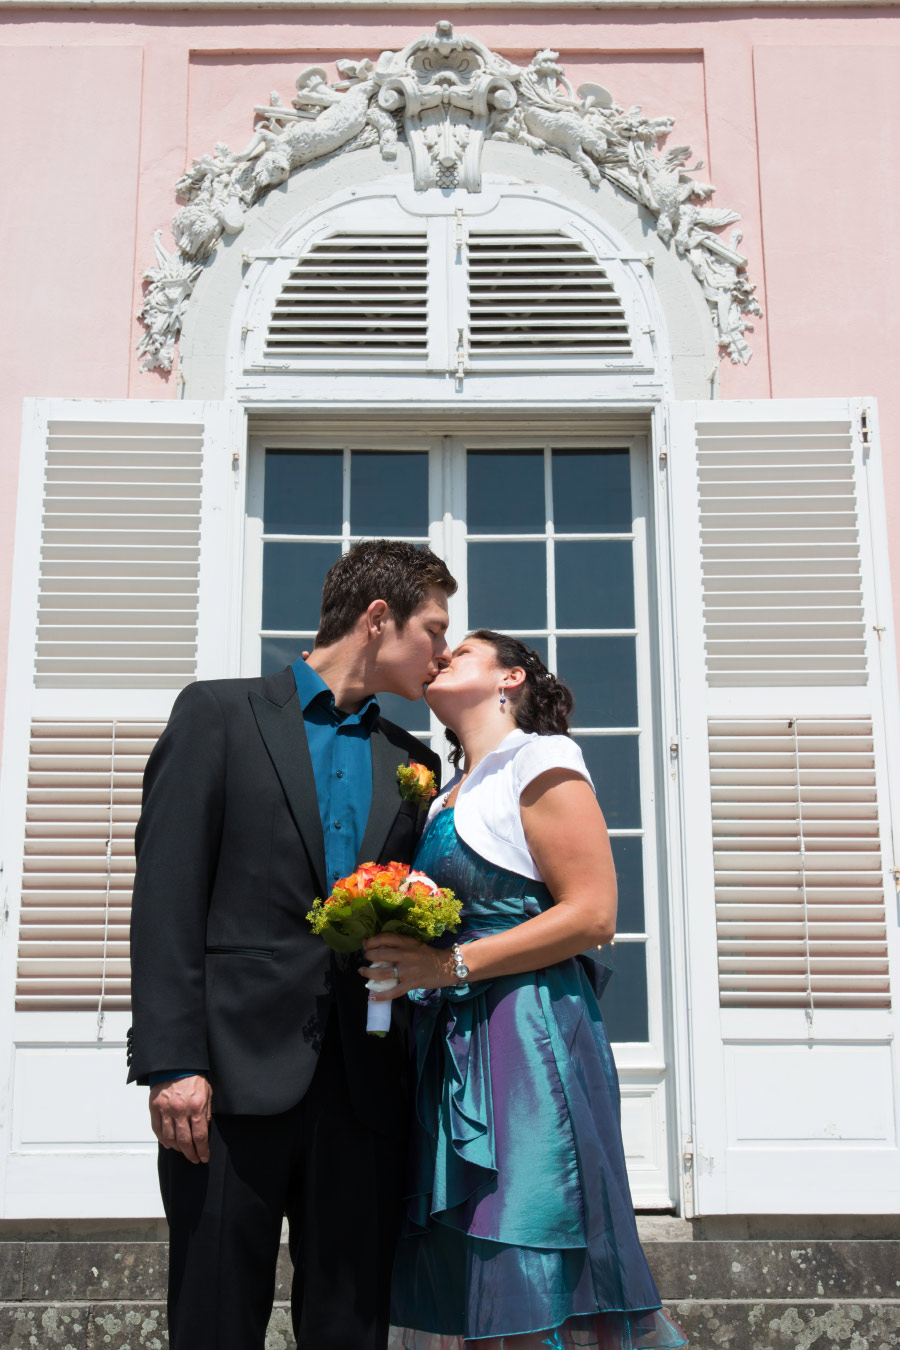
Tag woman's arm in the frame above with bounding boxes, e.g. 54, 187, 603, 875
362, 768, 617, 995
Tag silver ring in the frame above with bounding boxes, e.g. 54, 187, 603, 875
392, 964, 399, 980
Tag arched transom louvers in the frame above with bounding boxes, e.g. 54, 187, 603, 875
261, 227, 632, 369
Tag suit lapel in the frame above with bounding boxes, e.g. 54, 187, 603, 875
357, 721, 406, 864
249, 685, 328, 895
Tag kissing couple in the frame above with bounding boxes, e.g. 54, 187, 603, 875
128, 539, 687, 1350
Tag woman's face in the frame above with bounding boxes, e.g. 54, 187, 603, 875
424, 637, 516, 725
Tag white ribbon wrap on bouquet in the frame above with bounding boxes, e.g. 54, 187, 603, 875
365, 961, 397, 1035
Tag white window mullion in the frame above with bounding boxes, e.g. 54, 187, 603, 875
544, 445, 557, 674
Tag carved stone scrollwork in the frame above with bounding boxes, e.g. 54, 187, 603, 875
137, 21, 761, 372
374, 19, 519, 192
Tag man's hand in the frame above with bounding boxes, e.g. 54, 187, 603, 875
149, 1075, 213, 1164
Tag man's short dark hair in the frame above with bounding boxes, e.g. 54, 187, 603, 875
315, 540, 457, 648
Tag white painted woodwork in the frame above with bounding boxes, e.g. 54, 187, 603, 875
244, 194, 654, 387
35, 419, 203, 689
711, 716, 889, 1010
264, 232, 430, 362
696, 417, 867, 685
16, 720, 164, 1015
3, 389, 899, 1222
0, 398, 239, 1217
466, 231, 632, 360
665, 397, 900, 1215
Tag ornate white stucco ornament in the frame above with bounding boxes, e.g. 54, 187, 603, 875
138, 21, 761, 371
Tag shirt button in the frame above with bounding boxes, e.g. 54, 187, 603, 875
335, 770, 344, 779
332, 871, 340, 880
333, 821, 342, 830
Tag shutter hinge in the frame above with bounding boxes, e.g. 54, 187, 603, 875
455, 208, 465, 253
860, 406, 872, 455
873, 624, 886, 641
669, 736, 679, 759
658, 449, 668, 467
232, 452, 240, 475
455, 327, 468, 391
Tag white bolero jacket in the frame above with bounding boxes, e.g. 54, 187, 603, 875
426, 729, 594, 882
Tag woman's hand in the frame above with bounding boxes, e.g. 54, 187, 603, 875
360, 934, 456, 999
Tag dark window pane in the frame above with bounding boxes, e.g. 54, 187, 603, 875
467, 451, 545, 534
377, 690, 430, 737
556, 541, 634, 630
576, 736, 641, 829
468, 543, 546, 630
610, 836, 645, 933
261, 636, 306, 675
264, 450, 342, 535
262, 542, 341, 632
600, 942, 649, 1043
552, 449, 632, 534
351, 452, 428, 538
557, 638, 637, 726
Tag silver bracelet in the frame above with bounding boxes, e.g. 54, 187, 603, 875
451, 942, 470, 984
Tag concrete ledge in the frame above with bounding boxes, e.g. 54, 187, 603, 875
0, 1302, 294, 1349
6, 1239, 899, 1304
2, 1299, 900, 1350
649, 1240, 900, 1300
669, 1299, 900, 1349
2, 1241, 900, 1349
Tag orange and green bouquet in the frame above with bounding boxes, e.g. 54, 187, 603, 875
306, 861, 461, 1036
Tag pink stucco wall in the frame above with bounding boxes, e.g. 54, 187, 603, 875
1, 6, 899, 728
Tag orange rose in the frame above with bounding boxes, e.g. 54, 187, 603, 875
400, 869, 439, 897
397, 761, 437, 804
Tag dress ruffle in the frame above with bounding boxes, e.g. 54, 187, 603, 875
392, 1307, 688, 1349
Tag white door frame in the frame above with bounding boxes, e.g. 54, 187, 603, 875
241, 418, 681, 1207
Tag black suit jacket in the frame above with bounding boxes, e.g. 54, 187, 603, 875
127, 667, 440, 1135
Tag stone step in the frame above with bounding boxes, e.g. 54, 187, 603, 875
1, 1240, 899, 1348
5, 1238, 899, 1304
668, 1298, 900, 1349
2, 1299, 900, 1350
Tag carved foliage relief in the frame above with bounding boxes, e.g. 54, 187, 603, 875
137, 21, 761, 373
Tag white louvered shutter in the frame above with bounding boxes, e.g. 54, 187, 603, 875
241, 193, 654, 381
467, 230, 632, 361
665, 397, 900, 1215
0, 398, 236, 1217
264, 231, 430, 362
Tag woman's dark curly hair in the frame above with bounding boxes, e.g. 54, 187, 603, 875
445, 630, 574, 767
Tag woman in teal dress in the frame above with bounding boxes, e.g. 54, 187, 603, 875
362, 631, 688, 1350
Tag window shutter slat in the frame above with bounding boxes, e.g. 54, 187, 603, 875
467, 231, 632, 360
36, 420, 204, 689
264, 232, 429, 361
15, 719, 163, 1014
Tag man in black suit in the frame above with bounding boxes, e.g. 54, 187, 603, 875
127, 539, 456, 1350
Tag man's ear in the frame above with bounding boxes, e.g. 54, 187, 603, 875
365, 599, 390, 638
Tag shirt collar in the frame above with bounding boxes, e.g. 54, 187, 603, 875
291, 656, 380, 727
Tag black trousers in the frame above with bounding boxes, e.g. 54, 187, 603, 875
158, 1015, 406, 1350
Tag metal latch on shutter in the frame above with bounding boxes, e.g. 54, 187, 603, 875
681, 1137, 694, 1218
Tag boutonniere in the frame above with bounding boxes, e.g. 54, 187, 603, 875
396, 760, 437, 807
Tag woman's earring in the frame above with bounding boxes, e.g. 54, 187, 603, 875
499, 688, 508, 710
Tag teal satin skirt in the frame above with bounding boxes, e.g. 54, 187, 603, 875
390, 810, 687, 1349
